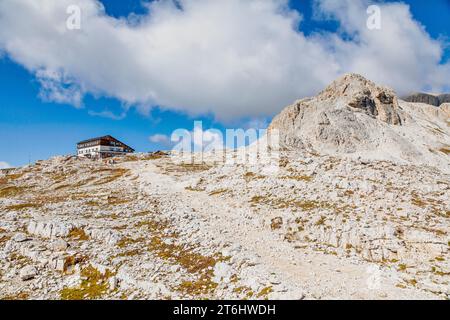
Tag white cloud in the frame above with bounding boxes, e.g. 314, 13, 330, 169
88, 109, 127, 120
149, 133, 172, 145
313, 0, 450, 94
0, 161, 11, 169
0, 0, 448, 121
36, 69, 84, 107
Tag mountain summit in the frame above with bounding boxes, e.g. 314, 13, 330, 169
317, 73, 403, 125
269, 73, 449, 171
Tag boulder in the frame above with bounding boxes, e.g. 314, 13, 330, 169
51, 239, 69, 252
12, 233, 31, 243
20, 265, 37, 281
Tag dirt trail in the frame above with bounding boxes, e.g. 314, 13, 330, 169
131, 160, 436, 300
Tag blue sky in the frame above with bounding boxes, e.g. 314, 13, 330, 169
0, 0, 449, 167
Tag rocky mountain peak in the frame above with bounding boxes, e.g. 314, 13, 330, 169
317, 73, 402, 125
269, 74, 449, 170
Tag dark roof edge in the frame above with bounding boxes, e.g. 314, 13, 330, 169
77, 135, 134, 151
77, 135, 112, 144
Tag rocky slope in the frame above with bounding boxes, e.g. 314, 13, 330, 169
269, 74, 450, 172
0, 74, 448, 300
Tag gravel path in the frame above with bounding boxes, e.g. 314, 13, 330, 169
134, 160, 437, 299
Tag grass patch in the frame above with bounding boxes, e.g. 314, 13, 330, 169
176, 275, 218, 296
116, 249, 142, 257
411, 194, 427, 208
398, 263, 407, 271
178, 163, 212, 172
85, 200, 100, 207
1, 292, 30, 300
135, 218, 172, 233
53, 177, 97, 190
281, 175, 312, 182
149, 236, 218, 274
122, 152, 168, 162
149, 235, 222, 297
121, 155, 139, 162
270, 217, 283, 230
0, 185, 27, 198
185, 186, 206, 192
68, 228, 89, 241
8, 253, 32, 268
5, 203, 42, 211
116, 237, 145, 248
209, 189, 228, 196
161, 163, 213, 175
421, 226, 447, 237
344, 190, 355, 196
431, 266, 450, 277
405, 279, 418, 286
315, 216, 326, 226
0, 235, 11, 245
256, 286, 273, 299
233, 286, 254, 298
5, 173, 25, 181
60, 265, 113, 300
107, 196, 130, 205
143, 152, 168, 160
250, 195, 332, 211
243, 172, 265, 181
92, 168, 130, 185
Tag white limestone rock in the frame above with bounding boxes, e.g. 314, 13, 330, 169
20, 265, 38, 281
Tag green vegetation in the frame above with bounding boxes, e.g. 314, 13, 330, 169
185, 186, 205, 192
398, 263, 407, 271
5, 203, 42, 211
315, 216, 326, 226
233, 286, 254, 298
209, 189, 228, 196
281, 175, 312, 182
270, 217, 283, 230
116, 237, 145, 248
250, 195, 334, 212
0, 235, 11, 245
243, 172, 265, 181
149, 236, 218, 274
0, 185, 27, 198
60, 265, 113, 300
176, 275, 218, 296
116, 249, 142, 257
92, 168, 130, 185
256, 286, 273, 299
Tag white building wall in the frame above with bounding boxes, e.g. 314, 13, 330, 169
78, 145, 129, 158
78, 145, 101, 157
